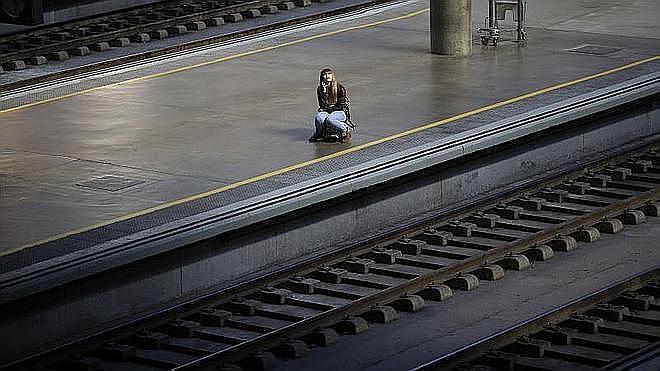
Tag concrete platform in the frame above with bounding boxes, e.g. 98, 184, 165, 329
1, 0, 658, 250
0, 0, 657, 301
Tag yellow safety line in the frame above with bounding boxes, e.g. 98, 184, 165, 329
3, 9, 659, 254
0, 8, 430, 115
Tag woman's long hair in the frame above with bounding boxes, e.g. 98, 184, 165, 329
319, 68, 338, 105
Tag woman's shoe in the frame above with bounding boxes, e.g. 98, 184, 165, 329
340, 131, 352, 143
309, 135, 323, 142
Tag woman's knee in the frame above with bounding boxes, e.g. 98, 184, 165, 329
329, 111, 346, 122
315, 112, 329, 123
327, 120, 347, 133
327, 113, 347, 131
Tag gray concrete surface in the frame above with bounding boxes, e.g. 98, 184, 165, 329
0, 0, 658, 250
274, 213, 660, 371
632, 354, 660, 371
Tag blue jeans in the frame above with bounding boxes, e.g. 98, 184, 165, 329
314, 111, 348, 137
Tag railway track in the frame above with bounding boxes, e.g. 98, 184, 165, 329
0, 0, 340, 70
417, 269, 660, 371
8, 148, 660, 371
9, 145, 660, 371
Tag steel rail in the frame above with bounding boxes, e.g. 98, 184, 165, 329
602, 341, 660, 371
0, 0, 267, 63
6, 142, 659, 371
410, 267, 660, 371
1, 147, 613, 371
173, 188, 660, 369
0, 0, 175, 39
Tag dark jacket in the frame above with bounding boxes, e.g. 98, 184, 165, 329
317, 83, 351, 120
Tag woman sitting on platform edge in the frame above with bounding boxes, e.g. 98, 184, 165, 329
309, 68, 354, 143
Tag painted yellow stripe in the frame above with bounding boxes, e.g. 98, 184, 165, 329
8, 54, 659, 255
0, 8, 430, 115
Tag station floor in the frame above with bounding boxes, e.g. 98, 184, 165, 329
1, 0, 659, 251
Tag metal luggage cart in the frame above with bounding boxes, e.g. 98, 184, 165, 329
478, 0, 527, 46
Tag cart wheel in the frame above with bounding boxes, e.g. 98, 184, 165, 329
481, 37, 489, 45
492, 39, 498, 47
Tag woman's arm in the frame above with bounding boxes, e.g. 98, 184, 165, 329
317, 86, 326, 111
337, 85, 349, 112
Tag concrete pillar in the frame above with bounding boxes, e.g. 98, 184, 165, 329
430, 0, 472, 56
